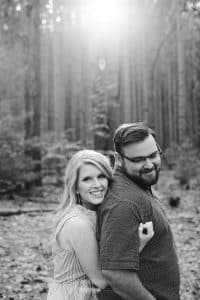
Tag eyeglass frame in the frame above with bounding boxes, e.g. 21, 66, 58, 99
121, 143, 163, 164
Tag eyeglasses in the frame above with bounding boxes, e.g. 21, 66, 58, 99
122, 149, 162, 164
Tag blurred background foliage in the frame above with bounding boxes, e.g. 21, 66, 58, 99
0, 0, 200, 193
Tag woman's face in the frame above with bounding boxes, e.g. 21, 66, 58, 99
77, 163, 109, 209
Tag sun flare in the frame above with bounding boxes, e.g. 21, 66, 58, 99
83, 0, 127, 33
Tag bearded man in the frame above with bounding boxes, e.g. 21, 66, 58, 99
97, 122, 180, 300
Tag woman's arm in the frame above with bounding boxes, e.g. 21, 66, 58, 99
57, 217, 107, 289
102, 269, 156, 300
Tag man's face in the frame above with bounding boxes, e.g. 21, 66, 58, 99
119, 135, 161, 187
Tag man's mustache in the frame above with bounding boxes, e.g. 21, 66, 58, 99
141, 167, 156, 174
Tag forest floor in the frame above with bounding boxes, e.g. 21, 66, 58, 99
0, 170, 199, 300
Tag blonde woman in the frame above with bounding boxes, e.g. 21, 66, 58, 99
47, 150, 154, 300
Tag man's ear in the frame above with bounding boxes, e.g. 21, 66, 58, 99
114, 152, 122, 166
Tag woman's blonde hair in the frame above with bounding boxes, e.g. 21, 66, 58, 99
55, 149, 112, 224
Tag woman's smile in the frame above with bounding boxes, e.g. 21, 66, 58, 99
77, 163, 109, 208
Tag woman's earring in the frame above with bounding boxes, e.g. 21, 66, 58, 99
76, 192, 82, 205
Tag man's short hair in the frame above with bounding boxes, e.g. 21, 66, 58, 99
113, 122, 156, 155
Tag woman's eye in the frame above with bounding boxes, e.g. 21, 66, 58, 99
98, 174, 106, 179
82, 177, 91, 182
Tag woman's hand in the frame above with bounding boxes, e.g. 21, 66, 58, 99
138, 221, 154, 252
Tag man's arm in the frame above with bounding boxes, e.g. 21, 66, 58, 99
102, 269, 156, 300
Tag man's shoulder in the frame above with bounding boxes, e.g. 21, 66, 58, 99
101, 169, 154, 216
110, 169, 145, 199
112, 168, 135, 188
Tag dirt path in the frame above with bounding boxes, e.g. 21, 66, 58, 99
0, 171, 199, 300
166, 191, 200, 300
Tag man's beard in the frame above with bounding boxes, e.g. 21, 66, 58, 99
123, 164, 160, 188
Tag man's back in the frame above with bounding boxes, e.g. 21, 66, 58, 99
97, 167, 180, 300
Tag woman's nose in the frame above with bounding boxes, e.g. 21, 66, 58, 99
93, 178, 101, 186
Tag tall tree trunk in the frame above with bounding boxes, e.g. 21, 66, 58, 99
167, 59, 173, 146
25, 0, 41, 138
157, 65, 164, 147
141, 27, 149, 122
119, 34, 132, 123
130, 42, 137, 122
177, 1, 186, 143
24, 0, 41, 186
79, 28, 93, 146
191, 15, 200, 147
172, 59, 178, 144
53, 21, 67, 132
47, 31, 54, 131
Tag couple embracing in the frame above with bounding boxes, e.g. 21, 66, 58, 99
47, 122, 180, 300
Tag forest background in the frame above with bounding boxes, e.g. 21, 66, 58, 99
0, 0, 200, 299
